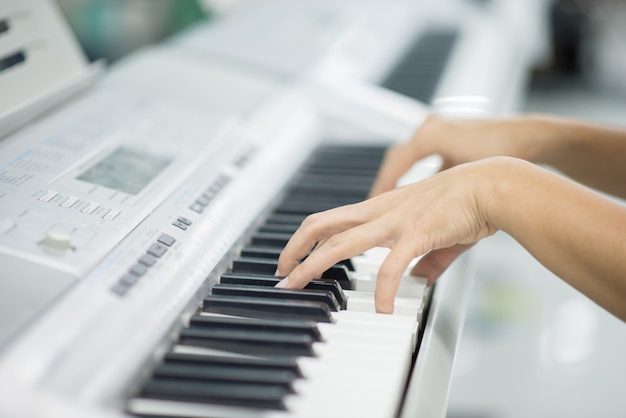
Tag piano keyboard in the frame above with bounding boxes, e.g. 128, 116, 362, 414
381, 29, 459, 103
126, 144, 431, 418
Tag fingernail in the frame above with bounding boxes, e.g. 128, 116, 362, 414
275, 276, 290, 288
274, 268, 282, 277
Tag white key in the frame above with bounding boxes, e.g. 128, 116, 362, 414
352, 271, 428, 298
128, 398, 275, 418
351, 247, 422, 276
284, 313, 414, 418
345, 290, 423, 318
134, 299, 418, 418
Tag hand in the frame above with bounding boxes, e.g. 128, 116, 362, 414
277, 158, 503, 313
369, 115, 552, 197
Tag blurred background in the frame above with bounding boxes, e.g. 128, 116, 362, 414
55, 0, 209, 63
53, 1, 626, 417
55, 0, 626, 97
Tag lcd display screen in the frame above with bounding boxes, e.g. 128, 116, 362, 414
77, 147, 171, 195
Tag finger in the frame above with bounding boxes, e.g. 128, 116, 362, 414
276, 204, 372, 276
281, 221, 385, 289
410, 244, 473, 285
368, 145, 417, 198
375, 240, 419, 314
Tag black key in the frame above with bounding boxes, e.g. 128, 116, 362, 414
335, 258, 355, 271
203, 294, 333, 323
178, 327, 316, 357
294, 173, 376, 187
231, 258, 352, 290
312, 264, 353, 289
220, 272, 347, 310
240, 246, 284, 259
151, 363, 297, 392
249, 232, 291, 248
287, 184, 368, 200
285, 181, 371, 197
282, 192, 362, 207
311, 145, 387, 165
240, 246, 355, 272
258, 223, 300, 234
274, 201, 347, 216
138, 378, 287, 410
189, 313, 322, 342
0, 20, 9, 35
265, 213, 308, 225
231, 257, 279, 275
163, 352, 303, 378
212, 283, 340, 312
220, 272, 283, 287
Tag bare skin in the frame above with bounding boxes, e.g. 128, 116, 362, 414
276, 115, 626, 321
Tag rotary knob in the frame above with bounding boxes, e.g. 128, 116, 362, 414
41, 229, 73, 253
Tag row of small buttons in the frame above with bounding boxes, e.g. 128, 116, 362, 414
188, 174, 231, 214
110, 233, 176, 296
37, 189, 121, 220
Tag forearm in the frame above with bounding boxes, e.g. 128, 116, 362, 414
485, 157, 626, 321
527, 116, 626, 198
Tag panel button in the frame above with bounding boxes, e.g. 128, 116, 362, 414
157, 233, 176, 247
189, 203, 204, 214
196, 195, 212, 206
103, 209, 121, 220
147, 242, 168, 258
172, 221, 187, 231
129, 263, 148, 277
81, 202, 100, 214
0, 220, 15, 235
38, 190, 58, 202
111, 282, 129, 296
176, 217, 192, 226
120, 273, 140, 286
60, 196, 79, 208
138, 254, 157, 267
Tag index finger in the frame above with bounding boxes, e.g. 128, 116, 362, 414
276, 203, 372, 277
280, 219, 386, 289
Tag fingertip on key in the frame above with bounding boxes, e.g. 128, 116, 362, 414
275, 276, 290, 288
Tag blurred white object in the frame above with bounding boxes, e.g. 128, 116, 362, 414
585, 1, 626, 96
433, 95, 492, 118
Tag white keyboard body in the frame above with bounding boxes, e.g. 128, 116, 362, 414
0, 0, 547, 417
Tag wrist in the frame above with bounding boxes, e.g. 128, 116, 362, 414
477, 156, 536, 234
